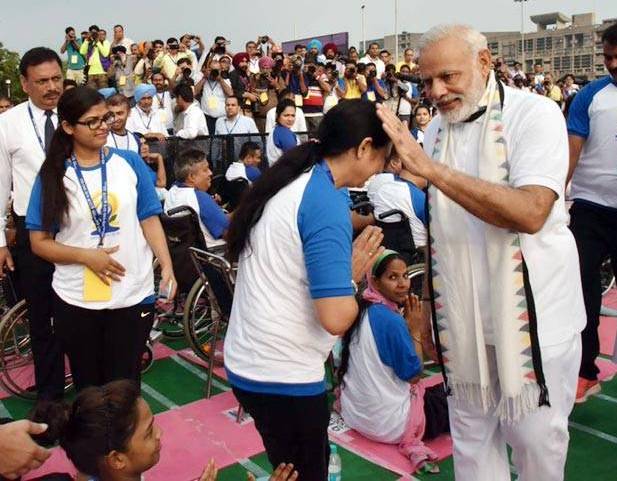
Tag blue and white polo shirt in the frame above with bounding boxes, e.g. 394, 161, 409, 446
224, 160, 354, 396
567, 76, 617, 209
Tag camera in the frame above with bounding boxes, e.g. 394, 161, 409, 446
291, 55, 303, 71
306, 65, 317, 76
210, 68, 219, 79
366, 70, 377, 80
182, 68, 192, 79
259, 35, 269, 44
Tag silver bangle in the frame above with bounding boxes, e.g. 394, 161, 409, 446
351, 280, 358, 294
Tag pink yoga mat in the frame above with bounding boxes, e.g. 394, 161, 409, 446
330, 375, 452, 479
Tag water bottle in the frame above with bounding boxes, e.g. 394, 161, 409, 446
328, 444, 342, 481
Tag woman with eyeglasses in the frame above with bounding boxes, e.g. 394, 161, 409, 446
26, 86, 176, 392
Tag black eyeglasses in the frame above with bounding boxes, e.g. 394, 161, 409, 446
75, 112, 115, 130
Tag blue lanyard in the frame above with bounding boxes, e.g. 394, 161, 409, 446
70, 150, 108, 247
138, 109, 153, 130
225, 116, 240, 134
111, 132, 130, 150
27, 104, 47, 154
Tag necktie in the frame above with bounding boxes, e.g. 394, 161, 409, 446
44, 110, 55, 154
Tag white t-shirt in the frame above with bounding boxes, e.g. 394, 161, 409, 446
151, 91, 175, 130
340, 305, 421, 443
105, 131, 140, 153
214, 114, 259, 135
126, 107, 168, 137
367, 173, 427, 247
174, 102, 209, 139
423, 86, 586, 346
567, 77, 617, 208
224, 162, 354, 394
199, 78, 231, 118
25, 148, 162, 309
265, 106, 307, 134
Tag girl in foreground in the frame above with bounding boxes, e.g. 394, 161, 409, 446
338, 251, 450, 474
32, 379, 297, 481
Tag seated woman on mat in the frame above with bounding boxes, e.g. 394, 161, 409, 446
31, 379, 298, 481
337, 250, 450, 474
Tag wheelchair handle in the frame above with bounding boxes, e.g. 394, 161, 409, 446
378, 209, 409, 221
351, 200, 373, 213
167, 205, 196, 217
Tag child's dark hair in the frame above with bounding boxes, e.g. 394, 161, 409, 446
337, 252, 407, 387
30, 380, 141, 478
239, 141, 261, 160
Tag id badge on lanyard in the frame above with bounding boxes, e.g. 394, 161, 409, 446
70, 150, 113, 301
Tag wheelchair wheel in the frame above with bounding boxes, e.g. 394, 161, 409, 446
407, 263, 425, 297
182, 278, 222, 364
152, 258, 185, 338
601, 258, 615, 296
0, 300, 72, 400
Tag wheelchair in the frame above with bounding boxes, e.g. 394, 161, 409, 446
209, 174, 249, 212
0, 272, 73, 400
157, 205, 232, 398
0, 264, 156, 400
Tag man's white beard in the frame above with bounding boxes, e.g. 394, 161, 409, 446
438, 70, 486, 124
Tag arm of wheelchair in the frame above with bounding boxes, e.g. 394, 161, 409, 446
378, 209, 408, 221
167, 205, 198, 217
350, 200, 373, 213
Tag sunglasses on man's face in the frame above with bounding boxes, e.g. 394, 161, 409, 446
75, 112, 115, 130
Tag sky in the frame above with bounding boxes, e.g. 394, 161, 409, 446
1, 0, 616, 56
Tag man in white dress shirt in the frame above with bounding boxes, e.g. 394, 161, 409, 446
173, 83, 208, 138
359, 42, 386, 77
215, 95, 261, 161
0, 47, 65, 401
151, 72, 174, 133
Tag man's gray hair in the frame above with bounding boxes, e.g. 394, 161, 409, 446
174, 148, 206, 181
418, 24, 488, 59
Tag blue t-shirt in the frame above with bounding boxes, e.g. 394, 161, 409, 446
245, 165, 261, 182
194, 189, 230, 239
299, 161, 354, 300
367, 303, 421, 381
273, 124, 298, 153
363, 79, 387, 102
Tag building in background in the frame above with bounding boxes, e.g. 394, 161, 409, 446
374, 12, 616, 80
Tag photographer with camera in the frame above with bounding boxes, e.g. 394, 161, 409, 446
336, 60, 367, 100
301, 60, 330, 133
284, 54, 308, 106
154, 37, 189, 83
245, 40, 262, 74
80, 24, 111, 88
107, 45, 136, 101
133, 42, 156, 85
543, 72, 563, 106
362, 62, 388, 103
230, 53, 259, 117
383, 64, 418, 126
322, 43, 345, 76
171, 57, 196, 89
61, 26, 86, 85
251, 56, 285, 133
195, 58, 233, 134
180, 33, 204, 67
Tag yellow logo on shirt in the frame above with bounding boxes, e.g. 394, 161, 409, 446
89, 191, 120, 236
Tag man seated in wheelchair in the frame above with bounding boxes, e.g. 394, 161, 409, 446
164, 148, 230, 249
367, 156, 427, 264
225, 141, 262, 184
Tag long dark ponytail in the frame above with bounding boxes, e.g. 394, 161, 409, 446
226, 99, 390, 262
39, 86, 105, 230
337, 252, 407, 387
